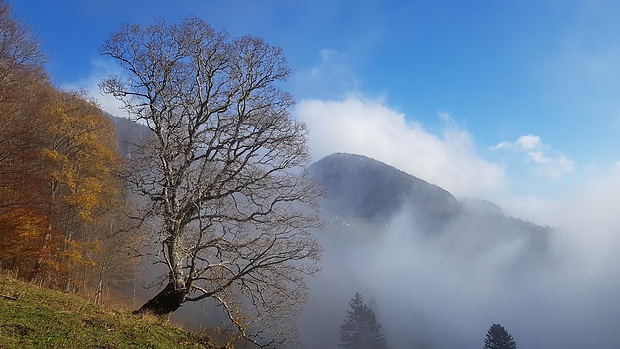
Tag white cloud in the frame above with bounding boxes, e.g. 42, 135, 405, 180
294, 97, 506, 198
492, 134, 574, 178
61, 58, 129, 118
515, 134, 542, 150
508, 163, 620, 269
490, 141, 513, 150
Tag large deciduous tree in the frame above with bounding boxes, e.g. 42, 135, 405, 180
100, 17, 322, 346
483, 323, 517, 349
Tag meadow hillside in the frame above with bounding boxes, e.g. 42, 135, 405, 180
0, 273, 221, 349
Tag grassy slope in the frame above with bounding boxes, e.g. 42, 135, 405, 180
0, 276, 218, 349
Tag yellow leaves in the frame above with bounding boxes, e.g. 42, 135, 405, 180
59, 239, 98, 269
0, 206, 50, 275
1, 84, 127, 286
41, 148, 69, 164
38, 92, 127, 289
44, 259, 62, 272
0, 207, 46, 249
0, 20, 139, 295
39, 91, 124, 222
64, 177, 104, 220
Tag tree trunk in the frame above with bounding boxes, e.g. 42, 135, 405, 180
133, 281, 187, 315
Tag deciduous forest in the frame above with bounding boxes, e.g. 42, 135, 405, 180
0, 0, 138, 303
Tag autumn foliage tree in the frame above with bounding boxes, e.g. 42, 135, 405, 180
0, 85, 130, 289
0, 0, 50, 275
0, 0, 137, 300
100, 16, 322, 346
36, 90, 127, 290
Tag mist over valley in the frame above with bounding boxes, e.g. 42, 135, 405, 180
108, 116, 620, 348
301, 153, 556, 349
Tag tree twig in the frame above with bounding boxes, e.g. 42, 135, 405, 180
0, 294, 19, 301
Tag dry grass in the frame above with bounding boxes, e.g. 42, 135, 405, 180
0, 273, 221, 348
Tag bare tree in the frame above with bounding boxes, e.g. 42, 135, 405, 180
0, 0, 47, 170
99, 17, 322, 346
0, 0, 46, 82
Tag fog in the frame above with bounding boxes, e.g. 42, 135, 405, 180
156, 164, 620, 348
126, 158, 620, 349
287, 96, 620, 348
127, 171, 620, 349
129, 167, 620, 348
298, 187, 620, 348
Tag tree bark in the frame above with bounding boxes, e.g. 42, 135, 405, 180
133, 281, 187, 316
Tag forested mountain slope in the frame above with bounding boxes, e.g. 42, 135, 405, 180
308, 152, 550, 250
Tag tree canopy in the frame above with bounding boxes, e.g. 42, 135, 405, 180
483, 323, 517, 349
100, 16, 322, 347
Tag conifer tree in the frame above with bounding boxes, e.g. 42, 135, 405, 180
339, 292, 388, 349
483, 323, 517, 349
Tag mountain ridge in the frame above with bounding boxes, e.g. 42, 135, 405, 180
308, 152, 460, 225
308, 152, 550, 251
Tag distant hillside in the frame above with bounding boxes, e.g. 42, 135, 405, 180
106, 113, 151, 157
0, 273, 219, 348
308, 153, 459, 226
308, 152, 550, 250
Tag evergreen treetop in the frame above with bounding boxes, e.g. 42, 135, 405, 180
339, 292, 388, 349
483, 323, 517, 349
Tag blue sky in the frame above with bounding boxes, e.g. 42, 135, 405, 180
12, 0, 620, 221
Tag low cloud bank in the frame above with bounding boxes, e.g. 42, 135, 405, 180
294, 97, 506, 198
300, 196, 620, 348
295, 96, 620, 348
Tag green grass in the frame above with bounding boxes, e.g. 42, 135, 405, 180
0, 275, 219, 349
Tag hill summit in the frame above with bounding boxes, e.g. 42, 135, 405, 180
308, 152, 459, 225
308, 152, 550, 249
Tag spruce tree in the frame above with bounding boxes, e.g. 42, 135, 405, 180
483, 323, 517, 349
339, 292, 388, 349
